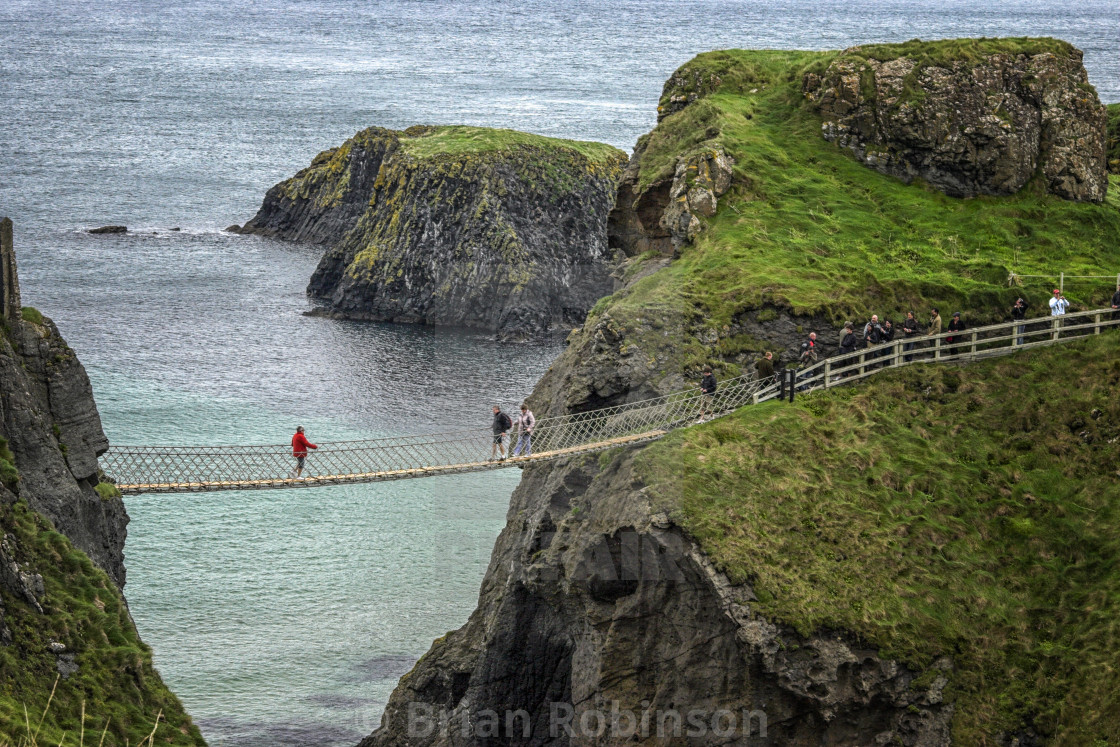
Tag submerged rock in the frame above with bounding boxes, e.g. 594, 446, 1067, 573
241, 125, 628, 340
803, 40, 1108, 202
87, 225, 127, 234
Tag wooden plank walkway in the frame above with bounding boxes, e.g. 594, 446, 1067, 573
117, 430, 667, 494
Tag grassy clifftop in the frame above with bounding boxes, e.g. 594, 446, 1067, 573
0, 500, 204, 746
606, 42, 1119, 342
638, 333, 1120, 744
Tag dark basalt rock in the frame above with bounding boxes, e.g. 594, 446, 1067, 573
241, 126, 628, 340
361, 453, 953, 747
87, 225, 127, 234
803, 44, 1108, 202
0, 219, 125, 586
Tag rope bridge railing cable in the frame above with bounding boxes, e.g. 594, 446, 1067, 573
100, 372, 774, 494
100, 307, 1118, 494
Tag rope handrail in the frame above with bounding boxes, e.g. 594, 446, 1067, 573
100, 307, 1119, 494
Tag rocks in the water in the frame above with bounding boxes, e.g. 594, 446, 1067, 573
224, 224, 241, 233
803, 40, 1108, 202
87, 225, 127, 234
240, 125, 628, 340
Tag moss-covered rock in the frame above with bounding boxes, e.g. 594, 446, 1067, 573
803, 38, 1108, 201
1107, 102, 1120, 174
242, 125, 628, 340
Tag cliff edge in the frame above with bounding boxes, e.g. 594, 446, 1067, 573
241, 126, 627, 340
0, 219, 203, 746
358, 40, 1120, 746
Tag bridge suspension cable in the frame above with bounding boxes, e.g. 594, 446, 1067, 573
100, 307, 1119, 495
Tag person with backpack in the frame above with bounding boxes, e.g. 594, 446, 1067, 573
490, 405, 513, 461
511, 403, 536, 457
839, 323, 859, 355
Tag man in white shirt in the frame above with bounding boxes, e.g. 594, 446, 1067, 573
1048, 289, 1069, 316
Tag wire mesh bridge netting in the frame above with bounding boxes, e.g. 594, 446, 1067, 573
101, 307, 1120, 495
101, 373, 773, 494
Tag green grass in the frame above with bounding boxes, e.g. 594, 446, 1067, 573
93, 482, 121, 501
827, 36, 1074, 70
1107, 103, 1120, 174
600, 46, 1120, 378
19, 307, 43, 326
0, 501, 204, 746
0, 436, 18, 491
637, 334, 1120, 744
398, 125, 624, 163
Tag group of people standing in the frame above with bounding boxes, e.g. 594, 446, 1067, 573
765, 283, 1120, 383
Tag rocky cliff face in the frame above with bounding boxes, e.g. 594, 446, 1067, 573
241, 126, 627, 340
0, 220, 125, 587
803, 40, 1108, 201
361, 452, 953, 747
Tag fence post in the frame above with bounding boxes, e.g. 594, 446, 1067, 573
1051, 318, 1059, 342
893, 341, 902, 367
1095, 313, 1101, 335
859, 352, 865, 376
787, 369, 796, 402
823, 359, 831, 387
935, 335, 941, 361
970, 331, 977, 358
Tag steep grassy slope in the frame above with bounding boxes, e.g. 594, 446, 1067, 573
639, 333, 1120, 744
0, 500, 204, 746
603, 44, 1119, 354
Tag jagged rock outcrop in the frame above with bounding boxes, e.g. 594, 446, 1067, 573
241, 126, 628, 340
361, 451, 953, 747
803, 41, 1108, 201
1107, 103, 1119, 174
0, 219, 124, 585
608, 140, 734, 260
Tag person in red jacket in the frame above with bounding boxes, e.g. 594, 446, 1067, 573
291, 426, 317, 478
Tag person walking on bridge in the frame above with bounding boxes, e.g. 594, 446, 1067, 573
291, 426, 317, 478
698, 367, 718, 422
1110, 285, 1120, 322
511, 403, 535, 457
490, 406, 512, 461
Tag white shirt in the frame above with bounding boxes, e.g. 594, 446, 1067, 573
1049, 296, 1069, 316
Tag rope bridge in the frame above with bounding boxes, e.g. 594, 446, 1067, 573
101, 307, 1119, 495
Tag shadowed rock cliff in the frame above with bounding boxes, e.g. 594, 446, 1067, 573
241, 126, 628, 340
0, 219, 203, 745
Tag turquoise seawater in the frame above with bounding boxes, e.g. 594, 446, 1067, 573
1, 0, 1116, 743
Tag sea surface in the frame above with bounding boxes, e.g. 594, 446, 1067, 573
0, 0, 1116, 744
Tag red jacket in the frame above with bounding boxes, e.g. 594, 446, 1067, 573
292, 432, 317, 457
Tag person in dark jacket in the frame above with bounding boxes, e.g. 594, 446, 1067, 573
839, 323, 859, 355
754, 351, 775, 381
698, 367, 718, 421
901, 311, 921, 362
490, 405, 512, 461
1011, 297, 1028, 345
946, 312, 965, 357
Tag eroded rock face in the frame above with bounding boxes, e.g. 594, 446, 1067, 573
804, 46, 1108, 202
2, 317, 125, 586
241, 126, 628, 341
360, 452, 953, 747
